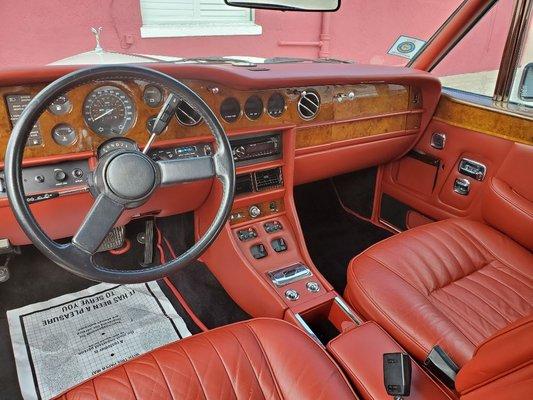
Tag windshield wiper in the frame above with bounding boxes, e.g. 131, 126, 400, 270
172, 56, 258, 67
263, 57, 353, 64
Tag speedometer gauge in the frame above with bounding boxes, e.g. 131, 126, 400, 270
83, 86, 136, 136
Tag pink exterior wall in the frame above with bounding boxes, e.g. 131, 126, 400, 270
0, 0, 511, 74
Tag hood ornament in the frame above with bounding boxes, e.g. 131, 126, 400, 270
91, 27, 104, 52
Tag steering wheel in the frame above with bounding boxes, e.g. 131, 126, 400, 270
4, 65, 235, 283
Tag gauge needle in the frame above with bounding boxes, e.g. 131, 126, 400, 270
93, 108, 114, 121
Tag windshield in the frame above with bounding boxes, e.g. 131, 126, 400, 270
1, 0, 464, 68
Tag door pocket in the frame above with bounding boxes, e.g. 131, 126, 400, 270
395, 150, 440, 196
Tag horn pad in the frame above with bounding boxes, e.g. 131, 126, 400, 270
105, 152, 156, 200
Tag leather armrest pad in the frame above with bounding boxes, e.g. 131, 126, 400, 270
327, 322, 452, 400
456, 315, 533, 395
483, 177, 533, 250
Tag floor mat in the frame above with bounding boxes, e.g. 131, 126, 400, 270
294, 179, 392, 293
7, 281, 190, 400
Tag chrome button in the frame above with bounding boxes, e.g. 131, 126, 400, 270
306, 281, 320, 293
285, 289, 299, 301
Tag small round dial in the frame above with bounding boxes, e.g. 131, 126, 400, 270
83, 86, 136, 136
267, 92, 286, 117
143, 85, 163, 107
244, 95, 263, 120
220, 97, 241, 123
48, 95, 72, 115
52, 123, 77, 146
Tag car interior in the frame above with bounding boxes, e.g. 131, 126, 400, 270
0, 0, 531, 399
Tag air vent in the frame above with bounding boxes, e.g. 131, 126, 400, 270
297, 90, 320, 120
175, 100, 202, 126
254, 167, 283, 191
235, 173, 254, 195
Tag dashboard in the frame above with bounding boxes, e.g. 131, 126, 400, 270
0, 63, 441, 245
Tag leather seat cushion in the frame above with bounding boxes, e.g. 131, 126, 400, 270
58, 318, 356, 400
345, 218, 533, 366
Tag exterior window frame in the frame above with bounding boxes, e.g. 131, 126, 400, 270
139, 0, 262, 38
417, 0, 533, 116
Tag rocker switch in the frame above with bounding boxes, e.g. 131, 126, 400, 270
271, 238, 287, 253
250, 243, 267, 259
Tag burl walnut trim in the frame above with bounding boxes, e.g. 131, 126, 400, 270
433, 94, 533, 145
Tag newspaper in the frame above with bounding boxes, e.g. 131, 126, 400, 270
7, 281, 191, 400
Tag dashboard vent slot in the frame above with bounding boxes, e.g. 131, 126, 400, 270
235, 173, 254, 195
297, 90, 320, 120
175, 100, 202, 126
254, 167, 283, 191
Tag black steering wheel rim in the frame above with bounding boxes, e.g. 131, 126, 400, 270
4, 65, 235, 283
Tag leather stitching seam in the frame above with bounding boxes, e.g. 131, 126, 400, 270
203, 334, 239, 399
490, 179, 533, 218
349, 262, 430, 357
243, 323, 284, 399
477, 269, 531, 304
427, 295, 480, 346
452, 223, 531, 281
452, 279, 513, 323
180, 344, 209, 400
226, 328, 271, 400
148, 352, 175, 399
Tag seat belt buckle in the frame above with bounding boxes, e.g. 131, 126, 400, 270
383, 352, 412, 398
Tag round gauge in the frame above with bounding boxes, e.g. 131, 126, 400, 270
267, 92, 286, 117
52, 124, 77, 146
48, 95, 72, 115
244, 95, 263, 120
97, 137, 139, 158
143, 85, 163, 107
220, 97, 241, 123
175, 100, 202, 126
83, 86, 136, 136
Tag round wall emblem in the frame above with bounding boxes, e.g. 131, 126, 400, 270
397, 41, 416, 53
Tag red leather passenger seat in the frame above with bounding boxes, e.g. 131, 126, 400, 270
58, 318, 356, 400
345, 218, 533, 367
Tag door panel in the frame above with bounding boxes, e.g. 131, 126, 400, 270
380, 94, 532, 249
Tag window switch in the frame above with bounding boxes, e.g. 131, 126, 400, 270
237, 228, 257, 241
271, 238, 288, 252
264, 221, 283, 233
250, 243, 267, 259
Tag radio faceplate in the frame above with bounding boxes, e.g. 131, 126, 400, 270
230, 132, 282, 165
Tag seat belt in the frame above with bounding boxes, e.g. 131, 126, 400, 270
424, 346, 459, 389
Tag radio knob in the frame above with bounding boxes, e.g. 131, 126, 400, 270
249, 205, 261, 218
54, 169, 67, 182
235, 146, 246, 158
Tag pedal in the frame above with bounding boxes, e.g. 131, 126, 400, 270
143, 220, 155, 265
0, 254, 12, 282
97, 226, 125, 252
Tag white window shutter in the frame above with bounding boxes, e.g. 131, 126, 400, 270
140, 0, 261, 37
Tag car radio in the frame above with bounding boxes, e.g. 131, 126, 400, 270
230, 132, 281, 164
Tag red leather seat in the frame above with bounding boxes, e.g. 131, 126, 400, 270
58, 318, 357, 400
345, 218, 533, 367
